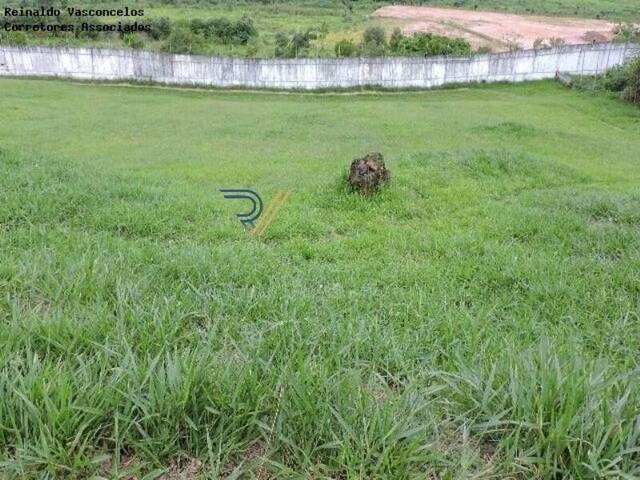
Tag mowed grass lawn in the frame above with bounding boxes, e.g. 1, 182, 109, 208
1, 79, 639, 479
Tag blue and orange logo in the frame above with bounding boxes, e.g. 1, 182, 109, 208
220, 189, 292, 236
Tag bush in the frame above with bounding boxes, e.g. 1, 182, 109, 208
335, 39, 356, 57
390, 27, 403, 52
622, 59, 640, 104
359, 26, 387, 56
0, 31, 28, 46
206, 18, 233, 43
149, 17, 173, 41
162, 26, 205, 55
362, 26, 386, 47
190, 16, 256, 46
533, 37, 566, 50
274, 32, 290, 57
548, 37, 566, 48
475, 46, 493, 54
389, 31, 471, 57
599, 65, 631, 92
572, 58, 640, 106
275, 30, 316, 58
123, 33, 144, 50
232, 15, 257, 45
189, 18, 208, 37
613, 23, 640, 43
245, 39, 259, 57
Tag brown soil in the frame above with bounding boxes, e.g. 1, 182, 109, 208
374, 6, 616, 51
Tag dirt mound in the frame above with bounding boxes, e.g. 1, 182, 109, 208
348, 152, 391, 194
374, 6, 615, 51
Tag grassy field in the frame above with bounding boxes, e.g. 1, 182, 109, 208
2, 0, 639, 56
1, 78, 640, 478
137, 0, 640, 53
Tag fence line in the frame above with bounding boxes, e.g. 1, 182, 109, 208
0, 43, 638, 90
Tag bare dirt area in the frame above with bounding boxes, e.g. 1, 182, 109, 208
374, 6, 616, 51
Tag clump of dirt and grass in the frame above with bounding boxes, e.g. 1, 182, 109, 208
348, 152, 391, 194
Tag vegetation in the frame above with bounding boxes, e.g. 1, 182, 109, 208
622, 58, 640, 103
6, 0, 640, 22
334, 38, 356, 57
161, 24, 205, 54
614, 22, 640, 44
0, 30, 28, 45
1, 78, 640, 478
274, 29, 317, 57
188, 15, 257, 45
389, 28, 472, 56
572, 58, 640, 106
0, 12, 258, 55
1, 0, 639, 57
122, 32, 145, 49
533, 36, 567, 49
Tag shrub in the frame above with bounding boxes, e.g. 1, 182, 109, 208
534, 37, 549, 50
335, 39, 356, 57
358, 26, 386, 55
76, 20, 103, 40
245, 39, 259, 57
389, 31, 471, 57
360, 41, 386, 56
390, 27, 403, 52
340, 0, 353, 13
613, 23, 640, 43
123, 33, 144, 49
232, 15, 257, 45
533, 37, 565, 50
0, 31, 28, 46
319, 22, 329, 39
548, 37, 566, 48
190, 16, 256, 45
475, 46, 493, 54
149, 17, 173, 40
572, 58, 640, 106
189, 18, 208, 37
292, 31, 316, 56
362, 26, 386, 47
274, 32, 290, 57
599, 64, 631, 92
162, 26, 205, 54
622, 59, 640, 105
275, 30, 316, 58
207, 18, 233, 43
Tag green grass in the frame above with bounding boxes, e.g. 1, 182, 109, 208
1, 78, 640, 478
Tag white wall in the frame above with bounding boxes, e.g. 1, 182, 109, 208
0, 43, 637, 90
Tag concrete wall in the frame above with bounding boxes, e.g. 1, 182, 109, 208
0, 43, 638, 90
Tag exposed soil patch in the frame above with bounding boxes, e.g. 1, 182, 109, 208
161, 457, 202, 480
374, 6, 616, 51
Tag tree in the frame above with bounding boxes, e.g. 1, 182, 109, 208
390, 28, 403, 53
362, 26, 386, 47
360, 26, 386, 56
